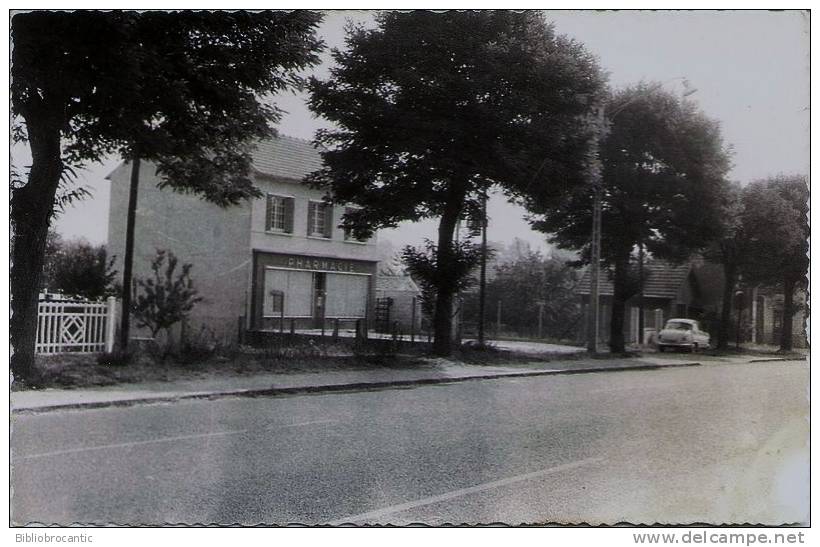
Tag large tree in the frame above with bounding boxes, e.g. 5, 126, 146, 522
535, 84, 732, 353
11, 11, 322, 383
703, 181, 746, 350
307, 11, 605, 355
740, 175, 808, 351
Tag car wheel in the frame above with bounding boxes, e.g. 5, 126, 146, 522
693, 343, 699, 353
658, 346, 665, 353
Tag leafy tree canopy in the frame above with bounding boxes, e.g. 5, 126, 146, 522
740, 174, 809, 287
12, 10, 324, 205
307, 10, 606, 237
535, 83, 732, 265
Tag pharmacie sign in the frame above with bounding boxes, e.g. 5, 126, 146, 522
266, 253, 364, 273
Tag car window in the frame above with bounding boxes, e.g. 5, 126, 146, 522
665, 321, 693, 331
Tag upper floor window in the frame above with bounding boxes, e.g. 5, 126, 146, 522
308, 201, 332, 238
266, 194, 294, 233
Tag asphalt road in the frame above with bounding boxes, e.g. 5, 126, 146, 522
11, 360, 809, 526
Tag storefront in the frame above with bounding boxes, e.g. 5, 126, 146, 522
251, 251, 378, 330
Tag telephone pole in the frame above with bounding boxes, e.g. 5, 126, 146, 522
477, 191, 488, 346
587, 106, 605, 354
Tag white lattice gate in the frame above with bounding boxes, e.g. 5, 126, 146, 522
36, 296, 117, 354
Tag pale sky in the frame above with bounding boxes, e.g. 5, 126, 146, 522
39, 10, 810, 250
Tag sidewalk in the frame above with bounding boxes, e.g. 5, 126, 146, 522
11, 351, 803, 413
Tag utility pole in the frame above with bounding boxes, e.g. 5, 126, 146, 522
477, 191, 488, 346
587, 106, 606, 354
638, 240, 645, 345
585, 79, 694, 355
119, 155, 141, 351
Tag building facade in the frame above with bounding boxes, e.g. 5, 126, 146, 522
107, 136, 381, 342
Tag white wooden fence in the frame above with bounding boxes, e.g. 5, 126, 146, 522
36, 295, 117, 354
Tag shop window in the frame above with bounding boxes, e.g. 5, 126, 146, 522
264, 269, 313, 317
266, 195, 294, 233
324, 273, 368, 318
308, 201, 332, 238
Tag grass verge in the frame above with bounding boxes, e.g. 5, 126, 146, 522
19, 340, 575, 391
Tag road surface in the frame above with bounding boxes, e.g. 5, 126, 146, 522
11, 360, 808, 525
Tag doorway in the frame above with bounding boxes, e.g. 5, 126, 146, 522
312, 272, 326, 329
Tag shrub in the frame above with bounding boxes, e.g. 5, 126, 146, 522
132, 249, 202, 355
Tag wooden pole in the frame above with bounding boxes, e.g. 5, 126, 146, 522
410, 296, 416, 343
119, 155, 141, 350
638, 240, 645, 345
478, 190, 488, 346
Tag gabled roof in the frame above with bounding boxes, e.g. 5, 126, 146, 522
250, 135, 324, 181
576, 260, 692, 299
105, 134, 324, 183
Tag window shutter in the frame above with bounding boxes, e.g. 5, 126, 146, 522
323, 205, 333, 238
265, 195, 273, 231
283, 198, 294, 233
307, 202, 315, 236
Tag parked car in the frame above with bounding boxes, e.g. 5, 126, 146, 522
656, 318, 710, 352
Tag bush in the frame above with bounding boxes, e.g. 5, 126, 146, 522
173, 325, 220, 365
132, 249, 202, 356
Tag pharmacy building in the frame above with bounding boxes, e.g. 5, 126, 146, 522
107, 136, 381, 341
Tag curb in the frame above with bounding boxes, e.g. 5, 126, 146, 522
12, 361, 703, 414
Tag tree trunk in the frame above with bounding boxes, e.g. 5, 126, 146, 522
717, 260, 736, 350
780, 276, 796, 352
608, 257, 630, 354
10, 112, 64, 385
431, 198, 463, 356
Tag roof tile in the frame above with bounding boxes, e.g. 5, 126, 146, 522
250, 135, 324, 181
577, 260, 691, 299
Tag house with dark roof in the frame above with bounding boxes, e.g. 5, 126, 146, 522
576, 258, 724, 346
576, 257, 807, 348
107, 135, 381, 342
